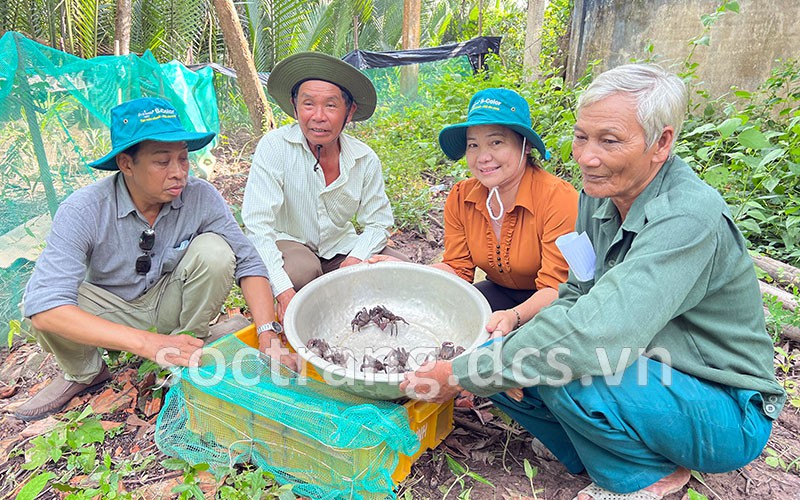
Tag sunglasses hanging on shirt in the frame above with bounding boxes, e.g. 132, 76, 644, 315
136, 228, 155, 274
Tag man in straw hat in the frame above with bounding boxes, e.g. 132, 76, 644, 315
15, 97, 287, 422
242, 52, 408, 323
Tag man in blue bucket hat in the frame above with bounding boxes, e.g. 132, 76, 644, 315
15, 97, 285, 422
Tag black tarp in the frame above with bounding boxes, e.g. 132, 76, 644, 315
342, 36, 501, 73
187, 36, 502, 82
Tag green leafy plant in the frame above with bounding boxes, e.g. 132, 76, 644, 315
764, 446, 800, 473
13, 406, 117, 499
763, 294, 800, 342
539, 0, 573, 77
161, 457, 210, 500
223, 283, 248, 313
53, 451, 157, 499
21, 406, 107, 473
687, 488, 710, 500
215, 464, 294, 499
440, 453, 494, 499
523, 458, 543, 499
6, 318, 22, 347
674, 55, 800, 264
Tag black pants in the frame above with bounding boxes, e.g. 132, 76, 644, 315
473, 279, 535, 311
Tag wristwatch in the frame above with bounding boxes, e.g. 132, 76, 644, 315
257, 321, 283, 336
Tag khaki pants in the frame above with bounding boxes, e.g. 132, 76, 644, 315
276, 240, 410, 291
32, 233, 235, 382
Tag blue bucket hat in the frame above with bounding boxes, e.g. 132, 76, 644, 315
438, 88, 549, 161
88, 97, 216, 171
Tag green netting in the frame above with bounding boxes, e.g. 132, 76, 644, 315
155, 333, 420, 499
359, 57, 475, 110
0, 32, 219, 341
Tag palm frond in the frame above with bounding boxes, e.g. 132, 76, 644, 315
0, 0, 34, 36
69, 0, 100, 57
270, 0, 312, 63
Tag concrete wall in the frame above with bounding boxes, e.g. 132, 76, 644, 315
566, 0, 800, 97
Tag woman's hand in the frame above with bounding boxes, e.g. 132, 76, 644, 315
339, 256, 363, 268
486, 309, 518, 338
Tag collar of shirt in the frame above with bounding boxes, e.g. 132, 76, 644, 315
284, 122, 373, 167
463, 166, 538, 219
113, 172, 183, 224
590, 156, 677, 234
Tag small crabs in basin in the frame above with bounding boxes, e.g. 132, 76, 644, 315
307, 338, 350, 367
350, 305, 409, 336
383, 347, 411, 374
360, 354, 386, 373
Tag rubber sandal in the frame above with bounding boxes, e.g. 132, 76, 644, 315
573, 467, 689, 500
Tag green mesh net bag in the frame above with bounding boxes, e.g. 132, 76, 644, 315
155, 333, 420, 500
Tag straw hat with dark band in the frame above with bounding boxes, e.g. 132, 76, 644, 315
267, 52, 377, 122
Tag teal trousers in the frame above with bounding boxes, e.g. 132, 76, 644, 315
490, 357, 773, 493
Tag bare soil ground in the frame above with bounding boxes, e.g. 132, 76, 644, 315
1, 143, 799, 499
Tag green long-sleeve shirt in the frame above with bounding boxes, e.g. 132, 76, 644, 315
453, 156, 785, 419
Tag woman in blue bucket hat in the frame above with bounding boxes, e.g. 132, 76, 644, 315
375, 88, 578, 339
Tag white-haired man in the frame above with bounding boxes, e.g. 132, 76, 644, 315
401, 64, 785, 499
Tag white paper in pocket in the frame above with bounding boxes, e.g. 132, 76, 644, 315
555, 231, 596, 282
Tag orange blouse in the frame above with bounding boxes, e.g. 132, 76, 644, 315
442, 166, 579, 291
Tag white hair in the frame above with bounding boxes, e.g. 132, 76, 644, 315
577, 63, 688, 152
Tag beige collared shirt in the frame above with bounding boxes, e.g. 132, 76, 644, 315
242, 123, 393, 296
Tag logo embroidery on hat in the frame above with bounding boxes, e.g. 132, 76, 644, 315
138, 107, 177, 123
470, 97, 504, 112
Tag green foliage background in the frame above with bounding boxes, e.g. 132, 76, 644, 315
350, 2, 800, 266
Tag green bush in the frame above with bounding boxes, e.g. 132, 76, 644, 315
678, 60, 800, 264
352, 59, 582, 233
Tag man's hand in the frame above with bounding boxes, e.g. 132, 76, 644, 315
141, 331, 205, 368
258, 335, 300, 371
276, 288, 296, 322
400, 360, 462, 403
366, 254, 402, 264
339, 256, 363, 268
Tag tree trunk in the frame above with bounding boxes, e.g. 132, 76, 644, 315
212, 0, 274, 133
400, 0, 421, 98
115, 0, 131, 55
764, 307, 800, 342
523, 0, 548, 82
760, 280, 797, 312
753, 254, 800, 289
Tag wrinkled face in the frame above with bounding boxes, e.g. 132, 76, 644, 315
572, 93, 671, 214
464, 124, 530, 190
117, 140, 189, 210
293, 80, 356, 148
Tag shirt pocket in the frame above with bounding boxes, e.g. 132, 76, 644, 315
323, 189, 361, 227
161, 234, 194, 274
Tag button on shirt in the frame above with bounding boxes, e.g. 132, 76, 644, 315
24, 173, 268, 317
242, 123, 393, 296
453, 156, 786, 419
